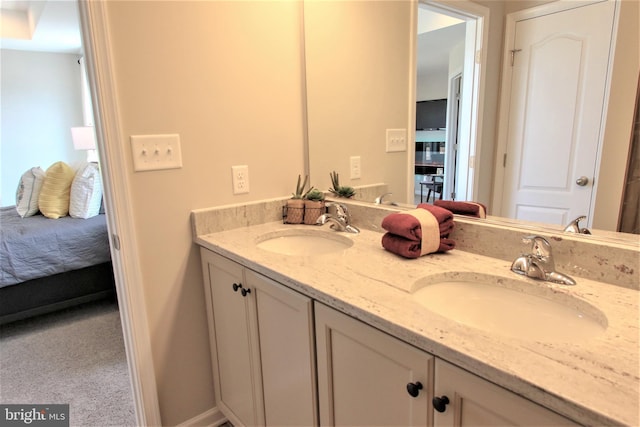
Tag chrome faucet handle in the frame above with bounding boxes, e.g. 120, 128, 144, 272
522, 235, 552, 259
316, 213, 345, 230
316, 212, 360, 233
374, 193, 393, 204
323, 202, 359, 233
513, 235, 576, 285
511, 254, 546, 280
522, 235, 555, 271
563, 215, 591, 234
326, 202, 350, 222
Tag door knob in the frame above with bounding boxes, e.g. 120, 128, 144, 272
232, 283, 242, 292
575, 176, 589, 186
406, 381, 423, 397
432, 395, 450, 412
240, 287, 251, 297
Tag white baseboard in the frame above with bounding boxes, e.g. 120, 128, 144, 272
176, 407, 227, 427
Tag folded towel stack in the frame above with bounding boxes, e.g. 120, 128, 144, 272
434, 200, 487, 219
381, 204, 455, 258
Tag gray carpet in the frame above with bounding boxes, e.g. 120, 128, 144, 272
0, 299, 136, 426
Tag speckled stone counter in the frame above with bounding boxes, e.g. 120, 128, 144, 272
192, 201, 639, 426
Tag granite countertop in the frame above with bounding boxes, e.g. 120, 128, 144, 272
196, 221, 639, 426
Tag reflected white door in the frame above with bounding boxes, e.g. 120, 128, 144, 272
500, 0, 616, 226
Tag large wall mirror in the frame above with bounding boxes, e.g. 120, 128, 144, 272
304, 0, 639, 240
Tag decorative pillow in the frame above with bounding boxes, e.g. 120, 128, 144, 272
15, 167, 46, 217
69, 163, 103, 219
38, 161, 76, 219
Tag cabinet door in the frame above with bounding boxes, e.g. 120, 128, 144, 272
434, 359, 578, 426
246, 270, 317, 426
201, 250, 265, 427
315, 303, 433, 427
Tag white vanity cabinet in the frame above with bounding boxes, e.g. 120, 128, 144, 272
315, 302, 434, 426
433, 359, 578, 427
200, 249, 317, 427
201, 247, 578, 427
315, 302, 577, 427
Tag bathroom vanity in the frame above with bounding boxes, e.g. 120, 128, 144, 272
193, 200, 639, 427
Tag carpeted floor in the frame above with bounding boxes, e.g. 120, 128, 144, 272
0, 299, 136, 426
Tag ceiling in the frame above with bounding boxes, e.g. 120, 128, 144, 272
0, 1, 461, 77
417, 22, 466, 77
0, 0, 82, 53
417, 7, 466, 79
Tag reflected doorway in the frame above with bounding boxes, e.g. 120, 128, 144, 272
413, 1, 483, 205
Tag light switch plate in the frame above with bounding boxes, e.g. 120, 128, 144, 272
386, 129, 407, 152
131, 134, 182, 172
350, 156, 361, 179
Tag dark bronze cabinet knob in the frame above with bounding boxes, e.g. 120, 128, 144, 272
406, 381, 423, 397
432, 395, 450, 412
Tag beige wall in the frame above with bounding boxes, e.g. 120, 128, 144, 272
96, 0, 637, 424
304, 0, 507, 207
304, 0, 413, 201
593, 0, 640, 230
103, 1, 305, 424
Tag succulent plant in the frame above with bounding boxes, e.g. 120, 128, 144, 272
304, 188, 325, 201
329, 171, 356, 198
291, 174, 309, 199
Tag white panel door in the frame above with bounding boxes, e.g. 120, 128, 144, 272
500, 0, 616, 226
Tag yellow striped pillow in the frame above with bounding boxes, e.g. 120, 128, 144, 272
38, 161, 76, 219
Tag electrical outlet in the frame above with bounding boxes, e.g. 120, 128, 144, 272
386, 129, 407, 152
350, 156, 361, 179
232, 165, 250, 194
131, 134, 182, 171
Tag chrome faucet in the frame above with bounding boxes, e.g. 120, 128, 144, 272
563, 215, 591, 234
511, 235, 576, 286
374, 193, 397, 205
316, 202, 360, 233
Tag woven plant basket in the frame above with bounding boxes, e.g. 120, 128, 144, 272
285, 199, 305, 224
303, 200, 325, 225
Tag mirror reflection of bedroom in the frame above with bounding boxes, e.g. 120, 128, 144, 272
0, 1, 135, 424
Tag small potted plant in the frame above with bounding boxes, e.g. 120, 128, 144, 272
329, 171, 356, 199
286, 174, 308, 224
303, 188, 326, 225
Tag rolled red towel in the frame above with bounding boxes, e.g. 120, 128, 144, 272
381, 204, 454, 241
380, 205, 456, 258
381, 232, 455, 258
434, 200, 486, 218
417, 203, 455, 236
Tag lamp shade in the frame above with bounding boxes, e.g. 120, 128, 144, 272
71, 126, 97, 150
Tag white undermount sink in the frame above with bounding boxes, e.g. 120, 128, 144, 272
412, 272, 607, 343
256, 228, 354, 256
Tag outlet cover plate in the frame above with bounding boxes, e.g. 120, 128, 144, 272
232, 165, 250, 194
131, 134, 182, 171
